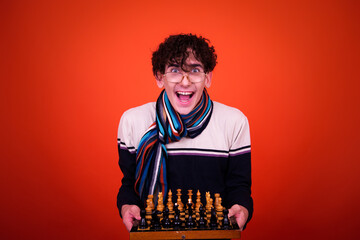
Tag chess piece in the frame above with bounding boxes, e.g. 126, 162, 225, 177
148, 195, 155, 210
157, 192, 164, 212
177, 189, 185, 222
167, 189, 174, 220
139, 209, 148, 229
187, 189, 193, 205
197, 205, 207, 228
173, 203, 182, 230
185, 190, 192, 220
145, 199, 152, 225
176, 189, 184, 209
195, 190, 201, 221
151, 210, 161, 230
205, 192, 211, 220
162, 206, 172, 229
214, 193, 220, 208
167, 190, 174, 209
215, 197, 224, 224
157, 192, 164, 220
222, 209, 230, 229
185, 200, 195, 229
210, 207, 218, 229
206, 198, 214, 221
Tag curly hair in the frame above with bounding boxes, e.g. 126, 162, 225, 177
152, 33, 217, 76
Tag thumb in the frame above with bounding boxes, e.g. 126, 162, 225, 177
227, 205, 239, 218
131, 206, 141, 220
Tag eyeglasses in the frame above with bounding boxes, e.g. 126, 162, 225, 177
163, 70, 207, 83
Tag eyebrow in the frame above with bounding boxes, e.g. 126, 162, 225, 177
167, 63, 204, 68
187, 64, 203, 68
167, 63, 180, 68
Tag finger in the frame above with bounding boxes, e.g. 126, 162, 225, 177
132, 208, 141, 220
124, 219, 133, 232
228, 207, 235, 217
236, 215, 246, 231
228, 205, 240, 217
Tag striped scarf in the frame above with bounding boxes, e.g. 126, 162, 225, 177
135, 89, 213, 204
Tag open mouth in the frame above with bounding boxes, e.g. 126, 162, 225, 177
176, 91, 194, 102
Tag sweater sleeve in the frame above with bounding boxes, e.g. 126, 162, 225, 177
225, 114, 253, 224
116, 113, 143, 217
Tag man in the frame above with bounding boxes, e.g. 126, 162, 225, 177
117, 34, 253, 232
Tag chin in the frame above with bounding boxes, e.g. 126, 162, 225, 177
174, 107, 193, 115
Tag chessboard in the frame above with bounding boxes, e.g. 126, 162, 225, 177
129, 189, 241, 240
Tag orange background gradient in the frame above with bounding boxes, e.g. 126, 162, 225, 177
1, 0, 359, 239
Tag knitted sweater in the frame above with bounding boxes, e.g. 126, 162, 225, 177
117, 101, 253, 222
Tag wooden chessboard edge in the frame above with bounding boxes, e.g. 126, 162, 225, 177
130, 229, 241, 240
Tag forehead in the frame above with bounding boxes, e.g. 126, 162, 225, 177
166, 53, 204, 68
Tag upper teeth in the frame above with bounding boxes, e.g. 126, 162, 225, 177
177, 92, 192, 95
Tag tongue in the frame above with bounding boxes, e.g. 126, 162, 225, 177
178, 94, 191, 102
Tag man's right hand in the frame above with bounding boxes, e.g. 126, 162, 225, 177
121, 204, 141, 232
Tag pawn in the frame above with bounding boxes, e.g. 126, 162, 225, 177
173, 204, 182, 230
210, 207, 218, 229
151, 210, 161, 230
197, 205, 207, 229
222, 209, 230, 229
139, 209, 148, 229
185, 200, 195, 229
162, 206, 172, 229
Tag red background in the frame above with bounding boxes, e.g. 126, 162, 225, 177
1, 0, 359, 239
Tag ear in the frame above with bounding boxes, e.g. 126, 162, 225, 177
205, 72, 212, 88
155, 72, 164, 88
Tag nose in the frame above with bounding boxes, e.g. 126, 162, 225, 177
180, 73, 191, 86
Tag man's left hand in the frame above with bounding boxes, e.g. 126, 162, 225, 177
228, 204, 249, 231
